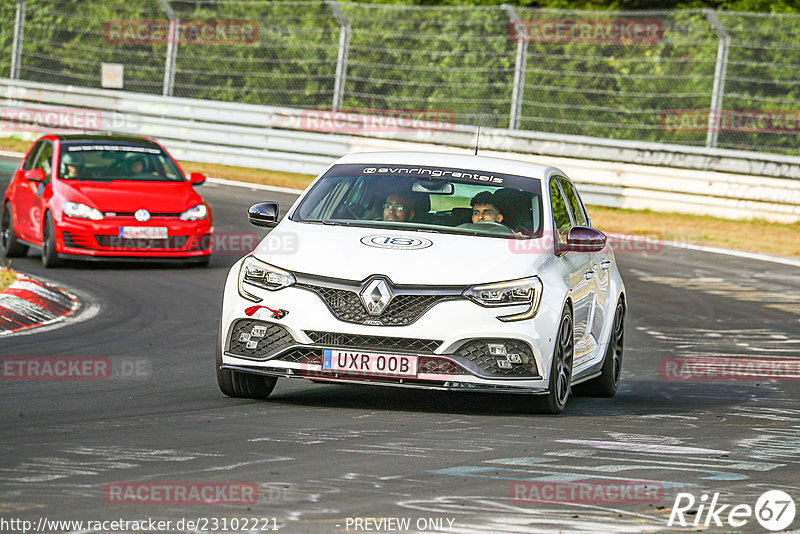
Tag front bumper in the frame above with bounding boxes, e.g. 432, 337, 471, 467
220, 269, 561, 393
56, 217, 212, 258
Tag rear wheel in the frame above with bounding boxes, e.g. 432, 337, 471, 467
573, 299, 625, 398
534, 305, 574, 414
41, 212, 62, 268
216, 320, 277, 399
1, 203, 28, 258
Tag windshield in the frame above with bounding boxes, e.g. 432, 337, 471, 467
292, 164, 544, 238
58, 142, 185, 182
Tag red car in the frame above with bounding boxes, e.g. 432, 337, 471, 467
1, 134, 212, 267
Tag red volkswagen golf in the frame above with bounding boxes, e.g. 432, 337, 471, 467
1, 134, 213, 267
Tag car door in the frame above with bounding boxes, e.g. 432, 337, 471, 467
550, 177, 593, 346
559, 177, 607, 347
11, 140, 46, 242
28, 141, 54, 242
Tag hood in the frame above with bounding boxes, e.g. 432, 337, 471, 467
59, 180, 201, 212
254, 220, 551, 286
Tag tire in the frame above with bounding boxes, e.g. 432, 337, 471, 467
41, 212, 62, 268
573, 299, 625, 398
534, 305, 574, 414
1, 203, 28, 258
216, 320, 277, 399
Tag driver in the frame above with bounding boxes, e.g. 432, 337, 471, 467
125, 154, 147, 174
382, 193, 416, 222
470, 191, 504, 224
61, 152, 84, 178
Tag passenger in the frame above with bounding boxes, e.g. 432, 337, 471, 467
470, 191, 504, 224
383, 193, 416, 222
61, 153, 83, 178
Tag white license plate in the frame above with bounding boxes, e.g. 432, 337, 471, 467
321, 350, 417, 377
119, 227, 168, 239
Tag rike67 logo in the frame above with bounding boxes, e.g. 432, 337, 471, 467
668, 490, 796, 531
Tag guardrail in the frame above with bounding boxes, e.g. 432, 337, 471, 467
1, 78, 799, 222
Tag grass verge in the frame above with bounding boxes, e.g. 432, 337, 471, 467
1, 136, 798, 258
0, 265, 16, 292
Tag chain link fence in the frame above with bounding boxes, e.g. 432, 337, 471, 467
2, 0, 799, 155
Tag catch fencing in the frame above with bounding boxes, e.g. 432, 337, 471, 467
2, 1, 800, 155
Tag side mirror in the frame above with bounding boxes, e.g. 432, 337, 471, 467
248, 201, 279, 227
24, 168, 46, 182
562, 226, 607, 253
188, 172, 206, 185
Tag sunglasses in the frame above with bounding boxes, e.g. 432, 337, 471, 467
383, 204, 407, 211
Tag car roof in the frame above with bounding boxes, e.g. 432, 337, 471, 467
331, 151, 565, 181
48, 134, 160, 148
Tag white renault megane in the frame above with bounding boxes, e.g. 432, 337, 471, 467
216, 152, 625, 413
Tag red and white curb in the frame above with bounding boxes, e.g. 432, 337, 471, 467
0, 273, 80, 335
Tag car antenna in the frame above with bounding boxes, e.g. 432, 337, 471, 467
474, 114, 482, 155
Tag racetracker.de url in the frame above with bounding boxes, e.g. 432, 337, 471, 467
0, 517, 280, 533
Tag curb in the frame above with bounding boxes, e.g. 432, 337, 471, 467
0, 273, 80, 335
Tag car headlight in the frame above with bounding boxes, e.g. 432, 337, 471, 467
63, 202, 104, 221
238, 255, 296, 302
463, 276, 543, 322
180, 204, 208, 221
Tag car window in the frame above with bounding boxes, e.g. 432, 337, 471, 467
550, 179, 572, 242
559, 178, 588, 227
58, 142, 184, 182
33, 141, 54, 183
22, 141, 44, 171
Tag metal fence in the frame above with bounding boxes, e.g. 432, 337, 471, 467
2, 1, 799, 155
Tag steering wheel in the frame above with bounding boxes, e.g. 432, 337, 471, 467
457, 221, 514, 234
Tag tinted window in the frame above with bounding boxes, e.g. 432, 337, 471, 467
559, 178, 588, 227
550, 179, 571, 242
33, 142, 54, 183
22, 141, 44, 171
58, 142, 184, 182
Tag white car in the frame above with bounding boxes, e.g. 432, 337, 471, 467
216, 152, 625, 413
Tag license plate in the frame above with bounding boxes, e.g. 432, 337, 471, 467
119, 227, 168, 239
321, 350, 417, 377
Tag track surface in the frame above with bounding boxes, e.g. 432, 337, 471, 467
1, 155, 799, 533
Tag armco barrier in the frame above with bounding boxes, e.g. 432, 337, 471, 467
1, 78, 799, 222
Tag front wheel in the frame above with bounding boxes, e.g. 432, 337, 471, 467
573, 299, 625, 398
41, 212, 62, 268
1, 203, 28, 258
534, 305, 574, 414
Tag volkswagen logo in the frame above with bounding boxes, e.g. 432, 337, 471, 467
360, 277, 393, 316
134, 209, 151, 222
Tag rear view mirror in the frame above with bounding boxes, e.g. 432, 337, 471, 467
412, 180, 454, 195
248, 202, 279, 227
188, 172, 206, 185
563, 226, 607, 253
24, 169, 45, 182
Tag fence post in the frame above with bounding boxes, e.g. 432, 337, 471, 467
10, 0, 26, 79
503, 5, 527, 130
326, 0, 350, 112
704, 9, 730, 149
156, 0, 178, 97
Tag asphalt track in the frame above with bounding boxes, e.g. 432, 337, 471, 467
1, 154, 800, 533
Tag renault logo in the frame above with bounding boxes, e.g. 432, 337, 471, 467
360, 277, 393, 316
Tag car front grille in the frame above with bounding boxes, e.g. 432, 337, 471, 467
304, 330, 441, 354
227, 319, 295, 360
94, 235, 189, 249
453, 339, 539, 378
62, 231, 93, 249
296, 283, 456, 326
274, 348, 323, 365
